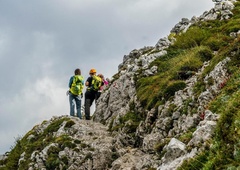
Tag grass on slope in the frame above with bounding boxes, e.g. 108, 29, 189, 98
178, 1, 240, 169
136, 27, 213, 110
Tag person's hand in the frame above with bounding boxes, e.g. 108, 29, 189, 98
66, 90, 70, 96
81, 93, 83, 98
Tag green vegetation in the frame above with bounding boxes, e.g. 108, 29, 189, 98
179, 69, 240, 169
133, 0, 240, 169
65, 119, 76, 128
136, 46, 209, 109
178, 128, 196, 144
178, 151, 210, 170
154, 138, 170, 158
177, 1, 240, 169
0, 117, 75, 170
172, 27, 210, 49
109, 111, 143, 134
135, 0, 240, 110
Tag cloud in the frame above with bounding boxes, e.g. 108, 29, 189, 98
0, 76, 67, 152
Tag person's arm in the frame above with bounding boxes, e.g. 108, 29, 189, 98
68, 77, 73, 88
85, 81, 89, 86
85, 77, 91, 87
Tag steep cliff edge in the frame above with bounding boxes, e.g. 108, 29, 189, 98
1, 0, 240, 169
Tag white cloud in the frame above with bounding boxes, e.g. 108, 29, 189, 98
0, 77, 68, 152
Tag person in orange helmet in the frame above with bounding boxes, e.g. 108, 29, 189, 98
84, 68, 103, 120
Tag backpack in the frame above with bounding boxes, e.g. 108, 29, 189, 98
70, 75, 84, 95
91, 75, 102, 91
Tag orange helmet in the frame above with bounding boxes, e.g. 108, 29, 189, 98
89, 68, 97, 74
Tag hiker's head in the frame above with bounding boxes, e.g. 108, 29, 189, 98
74, 68, 81, 75
98, 74, 104, 79
89, 68, 97, 75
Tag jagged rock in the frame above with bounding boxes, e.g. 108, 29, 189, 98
18, 152, 26, 165
143, 65, 158, 76
222, 1, 235, 10
141, 50, 167, 69
18, 116, 116, 170
162, 138, 186, 163
142, 133, 164, 153
172, 111, 181, 120
229, 31, 240, 38
111, 148, 157, 170
157, 148, 198, 170
204, 0, 235, 20
155, 37, 172, 50
221, 10, 233, 20
188, 110, 219, 147
170, 18, 191, 34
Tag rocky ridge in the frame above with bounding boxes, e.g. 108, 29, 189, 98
0, 0, 238, 169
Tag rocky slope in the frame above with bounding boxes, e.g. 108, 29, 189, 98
1, 0, 239, 169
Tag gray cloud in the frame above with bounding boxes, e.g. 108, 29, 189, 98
0, 0, 213, 153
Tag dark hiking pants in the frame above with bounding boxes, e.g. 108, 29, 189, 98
84, 90, 96, 120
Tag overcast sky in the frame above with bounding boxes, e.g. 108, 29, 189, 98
0, 0, 213, 154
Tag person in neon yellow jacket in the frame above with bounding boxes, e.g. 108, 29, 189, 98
68, 68, 84, 119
